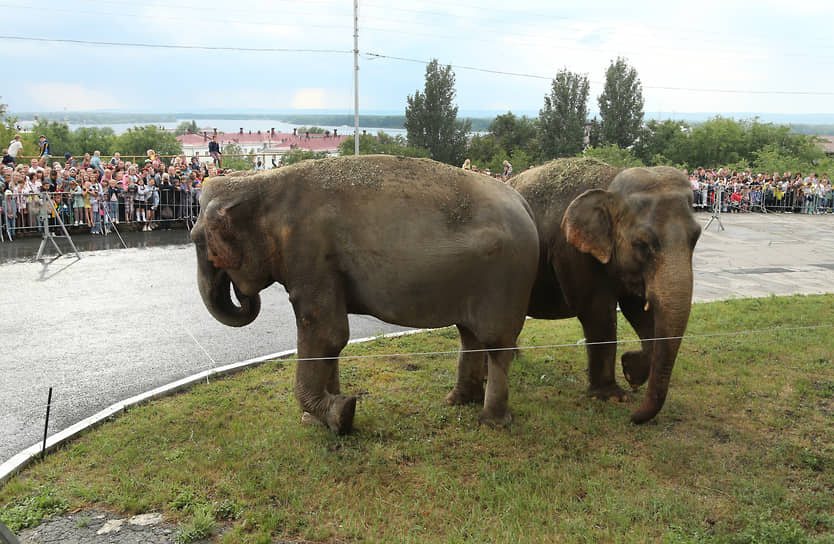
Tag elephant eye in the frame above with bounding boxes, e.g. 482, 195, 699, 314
632, 239, 653, 260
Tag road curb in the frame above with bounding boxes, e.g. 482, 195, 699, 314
0, 329, 427, 489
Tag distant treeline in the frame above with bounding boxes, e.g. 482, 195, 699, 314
11, 112, 494, 132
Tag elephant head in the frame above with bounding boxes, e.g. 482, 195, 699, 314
562, 166, 701, 423
191, 179, 270, 327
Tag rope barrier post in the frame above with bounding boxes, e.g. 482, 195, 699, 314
41, 386, 52, 460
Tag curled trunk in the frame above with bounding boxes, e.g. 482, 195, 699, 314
197, 265, 261, 327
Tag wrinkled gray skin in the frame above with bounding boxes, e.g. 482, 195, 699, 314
511, 162, 701, 424
191, 155, 539, 433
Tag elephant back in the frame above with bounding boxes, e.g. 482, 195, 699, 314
510, 157, 622, 210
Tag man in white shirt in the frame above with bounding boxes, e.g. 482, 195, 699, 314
7, 135, 23, 164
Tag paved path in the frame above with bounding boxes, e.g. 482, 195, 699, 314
0, 230, 409, 465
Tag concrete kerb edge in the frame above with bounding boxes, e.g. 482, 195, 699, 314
0, 327, 429, 489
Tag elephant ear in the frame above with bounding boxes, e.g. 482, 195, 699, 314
561, 189, 622, 264
205, 202, 242, 270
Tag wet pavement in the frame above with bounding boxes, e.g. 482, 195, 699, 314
1, 226, 410, 465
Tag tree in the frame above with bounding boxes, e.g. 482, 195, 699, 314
73, 127, 117, 157
221, 143, 254, 170
538, 68, 590, 159
584, 144, 644, 167
30, 119, 74, 158
338, 131, 430, 158
489, 112, 538, 157
0, 98, 23, 156
115, 125, 182, 163
174, 120, 199, 136
404, 59, 471, 165
598, 57, 645, 149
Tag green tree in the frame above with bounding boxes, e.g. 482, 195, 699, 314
583, 144, 644, 167
174, 120, 199, 136
632, 119, 690, 166
598, 57, 645, 149
296, 126, 327, 135
221, 143, 254, 170
30, 119, 74, 159
338, 131, 430, 158
404, 59, 471, 165
280, 149, 329, 165
489, 112, 538, 157
0, 98, 22, 156
539, 68, 590, 159
115, 125, 182, 163
73, 127, 116, 157
588, 117, 603, 148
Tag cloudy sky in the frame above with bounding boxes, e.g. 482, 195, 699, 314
2, 0, 834, 117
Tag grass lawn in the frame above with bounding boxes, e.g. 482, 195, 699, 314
1, 295, 833, 543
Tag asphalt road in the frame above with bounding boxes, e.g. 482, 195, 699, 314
0, 228, 410, 464
2, 212, 834, 465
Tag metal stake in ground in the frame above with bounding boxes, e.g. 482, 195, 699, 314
35, 193, 81, 261
704, 184, 725, 232
41, 387, 52, 460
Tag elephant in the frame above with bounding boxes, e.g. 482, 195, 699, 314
509, 158, 701, 424
191, 155, 540, 434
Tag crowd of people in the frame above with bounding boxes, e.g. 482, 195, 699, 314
687, 167, 833, 214
0, 141, 227, 240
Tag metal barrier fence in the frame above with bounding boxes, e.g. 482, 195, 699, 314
0, 188, 200, 241
691, 183, 833, 214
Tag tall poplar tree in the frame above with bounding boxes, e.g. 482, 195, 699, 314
404, 59, 471, 165
598, 57, 645, 149
538, 68, 590, 159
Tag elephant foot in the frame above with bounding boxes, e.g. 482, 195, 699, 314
445, 385, 485, 406
325, 395, 357, 435
622, 351, 650, 389
301, 411, 325, 427
588, 384, 629, 403
478, 409, 512, 428
301, 396, 357, 434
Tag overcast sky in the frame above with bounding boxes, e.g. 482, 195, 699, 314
2, 0, 834, 117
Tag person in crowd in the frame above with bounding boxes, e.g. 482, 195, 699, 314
123, 166, 138, 224
254, 159, 264, 171
4, 182, 16, 240
89, 177, 102, 234
8, 135, 23, 165
135, 175, 148, 229
82, 176, 93, 227
110, 152, 121, 167
502, 160, 513, 180
158, 173, 173, 229
147, 177, 159, 229
208, 136, 222, 168
38, 135, 50, 159
189, 156, 200, 172
90, 150, 104, 177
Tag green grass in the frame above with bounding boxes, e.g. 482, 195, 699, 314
2, 295, 833, 543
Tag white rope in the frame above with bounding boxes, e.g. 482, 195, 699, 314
4, 323, 831, 422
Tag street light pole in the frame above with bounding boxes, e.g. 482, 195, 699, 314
353, 0, 360, 156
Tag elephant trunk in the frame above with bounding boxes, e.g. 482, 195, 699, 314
630, 255, 693, 424
197, 263, 261, 328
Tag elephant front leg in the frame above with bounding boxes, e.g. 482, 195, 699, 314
446, 325, 486, 406
619, 295, 655, 389
579, 300, 628, 402
293, 301, 355, 434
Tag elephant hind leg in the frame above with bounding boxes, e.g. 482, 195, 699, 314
478, 340, 515, 427
446, 325, 486, 406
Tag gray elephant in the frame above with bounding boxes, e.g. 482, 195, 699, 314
509, 158, 701, 423
191, 155, 540, 434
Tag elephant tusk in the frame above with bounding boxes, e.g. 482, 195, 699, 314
644, 300, 651, 312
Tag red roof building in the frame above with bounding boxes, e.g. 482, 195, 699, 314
177, 129, 348, 158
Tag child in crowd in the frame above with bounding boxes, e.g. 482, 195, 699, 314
71, 180, 85, 226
